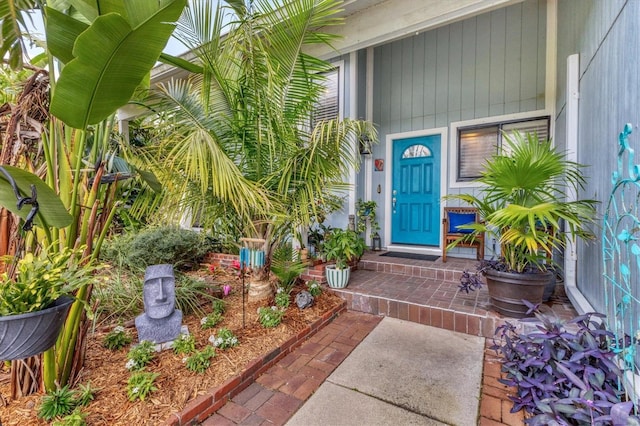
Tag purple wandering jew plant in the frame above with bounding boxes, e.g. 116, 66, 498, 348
492, 309, 640, 425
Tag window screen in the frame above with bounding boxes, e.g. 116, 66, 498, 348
501, 118, 550, 145
311, 69, 339, 129
458, 126, 499, 180
457, 117, 550, 181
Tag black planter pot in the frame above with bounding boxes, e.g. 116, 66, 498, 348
484, 269, 553, 318
0, 296, 74, 360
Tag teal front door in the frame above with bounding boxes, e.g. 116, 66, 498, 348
391, 135, 441, 246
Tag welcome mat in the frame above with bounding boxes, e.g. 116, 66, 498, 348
379, 252, 440, 261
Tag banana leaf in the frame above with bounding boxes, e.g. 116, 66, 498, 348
49, 0, 186, 129
0, 165, 72, 229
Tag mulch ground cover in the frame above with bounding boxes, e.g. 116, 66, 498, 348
0, 267, 342, 425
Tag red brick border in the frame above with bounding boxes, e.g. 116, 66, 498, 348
161, 301, 347, 425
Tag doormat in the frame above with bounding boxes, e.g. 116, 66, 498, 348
379, 252, 440, 261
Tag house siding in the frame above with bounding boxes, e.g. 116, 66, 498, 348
366, 0, 547, 248
555, 0, 639, 313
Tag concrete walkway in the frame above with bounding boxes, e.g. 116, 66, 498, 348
287, 317, 485, 426
204, 312, 493, 426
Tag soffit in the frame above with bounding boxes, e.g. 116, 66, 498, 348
306, 0, 525, 59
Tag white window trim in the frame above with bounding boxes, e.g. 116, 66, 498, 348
448, 109, 551, 189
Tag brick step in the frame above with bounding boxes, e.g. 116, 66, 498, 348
358, 258, 466, 282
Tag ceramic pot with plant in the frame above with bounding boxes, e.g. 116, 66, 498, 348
0, 246, 99, 360
447, 131, 597, 317
321, 228, 366, 288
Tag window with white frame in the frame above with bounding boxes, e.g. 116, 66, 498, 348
310, 68, 339, 129
457, 117, 550, 181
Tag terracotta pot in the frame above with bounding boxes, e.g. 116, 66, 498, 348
0, 296, 74, 360
484, 269, 553, 318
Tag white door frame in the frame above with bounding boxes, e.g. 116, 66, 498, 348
384, 127, 448, 255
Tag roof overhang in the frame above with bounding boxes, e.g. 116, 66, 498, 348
305, 0, 525, 59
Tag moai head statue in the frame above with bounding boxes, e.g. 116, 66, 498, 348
143, 264, 176, 319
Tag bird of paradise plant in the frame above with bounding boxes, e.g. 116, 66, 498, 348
0, 0, 187, 394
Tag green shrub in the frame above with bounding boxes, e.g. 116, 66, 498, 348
101, 226, 210, 270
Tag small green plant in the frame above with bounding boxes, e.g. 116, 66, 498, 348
172, 333, 196, 355
127, 371, 159, 401
212, 298, 226, 314
51, 408, 87, 426
74, 382, 97, 407
208, 327, 239, 349
274, 286, 290, 309
38, 381, 97, 422
38, 385, 77, 421
258, 306, 285, 328
270, 243, 307, 293
200, 311, 223, 329
322, 228, 366, 270
102, 325, 132, 350
126, 340, 156, 371
184, 346, 216, 373
306, 280, 322, 297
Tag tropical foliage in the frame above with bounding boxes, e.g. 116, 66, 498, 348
446, 132, 597, 273
0, 0, 187, 395
127, 0, 376, 279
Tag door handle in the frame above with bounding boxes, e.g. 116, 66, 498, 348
392, 197, 396, 210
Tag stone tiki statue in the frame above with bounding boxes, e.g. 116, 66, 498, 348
135, 264, 183, 343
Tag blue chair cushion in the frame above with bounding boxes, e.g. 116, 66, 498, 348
448, 212, 476, 234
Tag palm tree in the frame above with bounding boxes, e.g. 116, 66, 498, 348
132, 0, 376, 279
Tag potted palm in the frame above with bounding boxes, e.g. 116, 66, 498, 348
322, 228, 366, 288
447, 132, 597, 318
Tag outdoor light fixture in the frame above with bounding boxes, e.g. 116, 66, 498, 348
372, 233, 382, 251
359, 134, 372, 155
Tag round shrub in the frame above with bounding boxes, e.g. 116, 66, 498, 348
103, 226, 210, 270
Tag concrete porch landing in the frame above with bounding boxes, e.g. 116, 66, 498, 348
332, 251, 577, 338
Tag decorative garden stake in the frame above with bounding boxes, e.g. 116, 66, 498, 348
240, 247, 248, 328
134, 265, 183, 343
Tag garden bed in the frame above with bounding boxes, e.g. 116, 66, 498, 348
0, 269, 344, 425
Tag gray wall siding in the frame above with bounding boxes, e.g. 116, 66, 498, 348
369, 0, 547, 247
555, 0, 639, 312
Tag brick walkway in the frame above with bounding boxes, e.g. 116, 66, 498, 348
202, 311, 382, 425
203, 310, 527, 426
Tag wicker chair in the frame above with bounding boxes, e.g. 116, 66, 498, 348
442, 207, 484, 262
